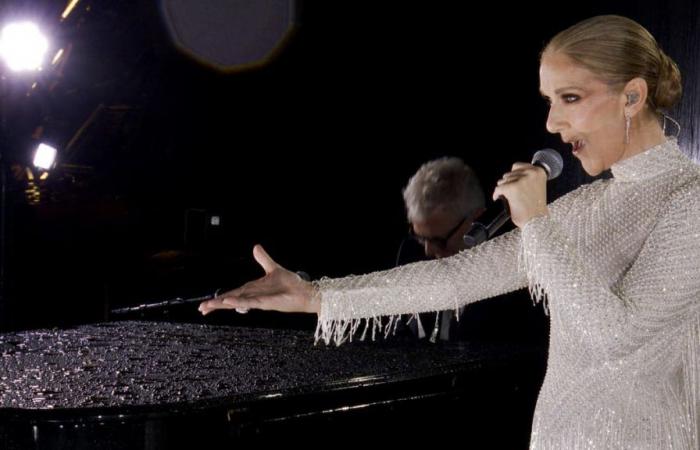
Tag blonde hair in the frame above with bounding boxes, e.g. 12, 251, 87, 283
543, 15, 682, 112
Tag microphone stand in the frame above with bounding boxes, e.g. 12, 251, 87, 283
110, 272, 311, 317
0, 147, 6, 327
110, 291, 218, 316
0, 75, 8, 329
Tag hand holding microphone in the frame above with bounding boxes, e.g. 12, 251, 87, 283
493, 161, 550, 227
464, 149, 563, 247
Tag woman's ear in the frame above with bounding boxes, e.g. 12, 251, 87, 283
623, 77, 649, 117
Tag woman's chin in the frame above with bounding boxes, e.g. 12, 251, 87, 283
580, 160, 603, 177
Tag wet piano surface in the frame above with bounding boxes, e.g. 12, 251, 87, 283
0, 321, 546, 449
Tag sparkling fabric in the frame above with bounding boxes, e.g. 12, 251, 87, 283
313, 138, 700, 449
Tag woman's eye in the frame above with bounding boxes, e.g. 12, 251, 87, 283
562, 94, 580, 103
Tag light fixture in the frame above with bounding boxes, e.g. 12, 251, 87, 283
0, 21, 49, 72
51, 48, 64, 65
32, 143, 57, 170
61, 0, 81, 20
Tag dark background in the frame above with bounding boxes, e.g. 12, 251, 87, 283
0, 0, 698, 331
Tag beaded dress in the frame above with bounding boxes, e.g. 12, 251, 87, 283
313, 139, 700, 449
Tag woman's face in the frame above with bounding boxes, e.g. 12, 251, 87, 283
539, 52, 627, 176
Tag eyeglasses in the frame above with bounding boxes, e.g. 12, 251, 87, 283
409, 216, 468, 250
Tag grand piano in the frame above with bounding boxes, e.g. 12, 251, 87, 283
0, 321, 546, 449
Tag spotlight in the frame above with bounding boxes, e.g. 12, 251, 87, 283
0, 21, 49, 72
32, 143, 57, 170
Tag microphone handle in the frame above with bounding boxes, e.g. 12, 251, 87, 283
463, 197, 511, 248
484, 197, 511, 239
464, 159, 553, 248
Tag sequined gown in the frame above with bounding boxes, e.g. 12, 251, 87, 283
312, 139, 700, 449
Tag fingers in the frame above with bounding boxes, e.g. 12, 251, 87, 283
253, 244, 279, 274
496, 172, 525, 185
493, 175, 526, 201
198, 281, 258, 314
199, 244, 295, 316
511, 162, 531, 170
492, 185, 505, 202
198, 297, 236, 316
198, 294, 262, 315
495, 164, 544, 188
198, 283, 270, 314
222, 296, 264, 310
493, 166, 532, 201
198, 269, 276, 316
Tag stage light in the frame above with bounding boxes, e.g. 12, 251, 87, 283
32, 143, 57, 170
61, 0, 81, 20
51, 48, 65, 65
0, 22, 49, 72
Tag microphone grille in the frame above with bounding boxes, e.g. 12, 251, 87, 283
532, 148, 564, 180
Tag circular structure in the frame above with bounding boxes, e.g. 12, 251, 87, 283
161, 0, 297, 71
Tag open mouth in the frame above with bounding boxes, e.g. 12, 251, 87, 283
572, 140, 585, 155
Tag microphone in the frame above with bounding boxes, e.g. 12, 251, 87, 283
463, 149, 563, 248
